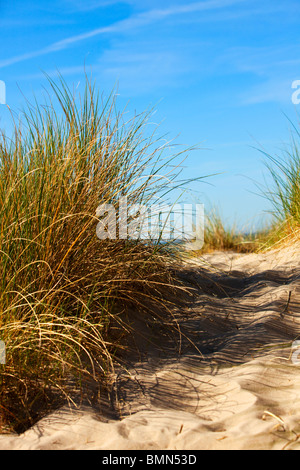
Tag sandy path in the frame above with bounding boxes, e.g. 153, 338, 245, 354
1, 245, 300, 450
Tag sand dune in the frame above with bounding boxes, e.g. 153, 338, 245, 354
1, 245, 300, 450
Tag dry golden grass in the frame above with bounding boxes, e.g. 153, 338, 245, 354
0, 75, 195, 433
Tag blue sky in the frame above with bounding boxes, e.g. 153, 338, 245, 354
1, 0, 300, 229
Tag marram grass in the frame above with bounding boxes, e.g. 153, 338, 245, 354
258, 116, 300, 249
196, 116, 300, 255
0, 76, 194, 433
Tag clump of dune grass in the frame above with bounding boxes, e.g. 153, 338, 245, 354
196, 115, 300, 255
190, 209, 265, 255
258, 117, 300, 249
0, 75, 197, 433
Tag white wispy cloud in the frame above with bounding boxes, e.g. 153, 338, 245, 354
60, 0, 243, 13
240, 78, 294, 105
214, 43, 300, 105
61, 0, 123, 11
18, 46, 189, 95
0, 0, 246, 69
219, 45, 300, 77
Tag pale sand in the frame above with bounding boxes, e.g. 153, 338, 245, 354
1, 245, 300, 450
